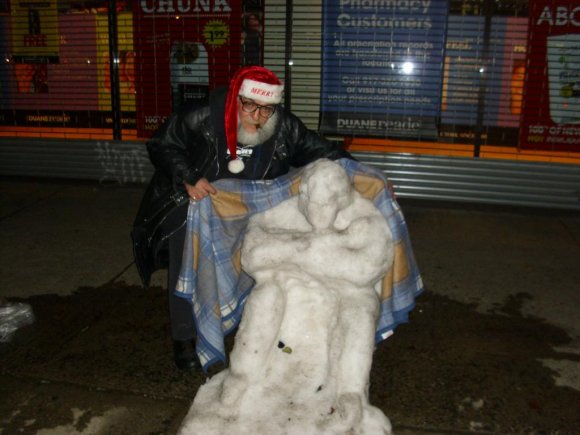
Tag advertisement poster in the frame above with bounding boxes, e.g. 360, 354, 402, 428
1, 8, 137, 129
10, 0, 59, 101
440, 16, 485, 128
43, 14, 98, 112
96, 11, 137, 130
320, 0, 449, 139
0, 13, 10, 113
2, 12, 100, 127
497, 17, 528, 129
440, 15, 528, 144
97, 12, 136, 113
133, 0, 243, 137
2, 11, 122, 128
10, 0, 59, 62
519, 0, 580, 151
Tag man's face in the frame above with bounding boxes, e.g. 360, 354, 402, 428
238, 96, 276, 133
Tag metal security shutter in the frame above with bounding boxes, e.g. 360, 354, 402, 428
1, 137, 578, 211
0, 137, 152, 184
353, 151, 580, 210
264, 0, 323, 130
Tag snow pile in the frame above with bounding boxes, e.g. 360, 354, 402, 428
0, 302, 34, 342
179, 159, 394, 435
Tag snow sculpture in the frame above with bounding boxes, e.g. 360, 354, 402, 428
179, 159, 394, 435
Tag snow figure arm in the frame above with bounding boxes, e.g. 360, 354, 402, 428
241, 198, 312, 276
283, 206, 393, 288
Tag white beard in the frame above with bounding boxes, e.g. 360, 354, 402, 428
237, 111, 279, 147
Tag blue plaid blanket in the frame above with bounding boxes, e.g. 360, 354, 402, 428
175, 158, 424, 371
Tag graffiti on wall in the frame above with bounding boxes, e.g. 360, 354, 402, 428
95, 141, 152, 184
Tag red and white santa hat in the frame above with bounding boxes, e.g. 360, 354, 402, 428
224, 66, 284, 173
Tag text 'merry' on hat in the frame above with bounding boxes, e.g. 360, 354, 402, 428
225, 66, 284, 173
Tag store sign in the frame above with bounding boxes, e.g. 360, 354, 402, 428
139, 0, 232, 13
519, 0, 580, 151
536, 5, 580, 27
133, 1, 241, 137
320, 0, 448, 139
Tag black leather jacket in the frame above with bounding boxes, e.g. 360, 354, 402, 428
132, 87, 351, 287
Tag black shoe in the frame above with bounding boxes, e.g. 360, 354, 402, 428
173, 339, 202, 371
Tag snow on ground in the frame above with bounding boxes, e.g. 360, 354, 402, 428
179, 159, 394, 435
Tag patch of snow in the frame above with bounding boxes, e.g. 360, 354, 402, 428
540, 358, 580, 391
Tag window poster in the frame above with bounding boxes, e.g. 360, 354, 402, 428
496, 17, 528, 129
10, 0, 59, 63
9, 0, 58, 103
439, 15, 528, 145
440, 16, 485, 128
133, 0, 242, 137
40, 13, 98, 111
0, 13, 10, 113
2, 10, 102, 128
97, 13, 135, 110
320, 0, 449, 139
1, 4, 135, 130
519, 0, 580, 151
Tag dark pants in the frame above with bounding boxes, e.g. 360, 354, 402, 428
164, 204, 196, 341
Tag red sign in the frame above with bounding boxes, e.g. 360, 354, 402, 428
133, 0, 242, 137
519, 1, 580, 151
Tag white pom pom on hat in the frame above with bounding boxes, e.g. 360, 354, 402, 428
228, 159, 245, 174
224, 66, 284, 174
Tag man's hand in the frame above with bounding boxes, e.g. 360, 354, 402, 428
185, 178, 217, 201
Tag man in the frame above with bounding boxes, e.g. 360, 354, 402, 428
132, 66, 351, 371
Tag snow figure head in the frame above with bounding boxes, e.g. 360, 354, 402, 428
298, 159, 354, 231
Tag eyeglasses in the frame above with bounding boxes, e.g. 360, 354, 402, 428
238, 96, 277, 118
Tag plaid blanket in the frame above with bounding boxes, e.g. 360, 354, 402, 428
175, 158, 424, 371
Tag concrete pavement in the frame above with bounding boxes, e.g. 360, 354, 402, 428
1, 177, 579, 434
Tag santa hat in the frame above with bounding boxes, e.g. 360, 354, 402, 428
225, 66, 284, 174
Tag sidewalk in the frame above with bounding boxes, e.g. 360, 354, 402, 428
1, 177, 579, 434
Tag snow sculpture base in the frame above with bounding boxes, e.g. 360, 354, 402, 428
179, 160, 394, 435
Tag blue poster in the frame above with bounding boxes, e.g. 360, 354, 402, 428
440, 16, 485, 127
437, 16, 529, 144
441, 16, 528, 127
321, 0, 449, 139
